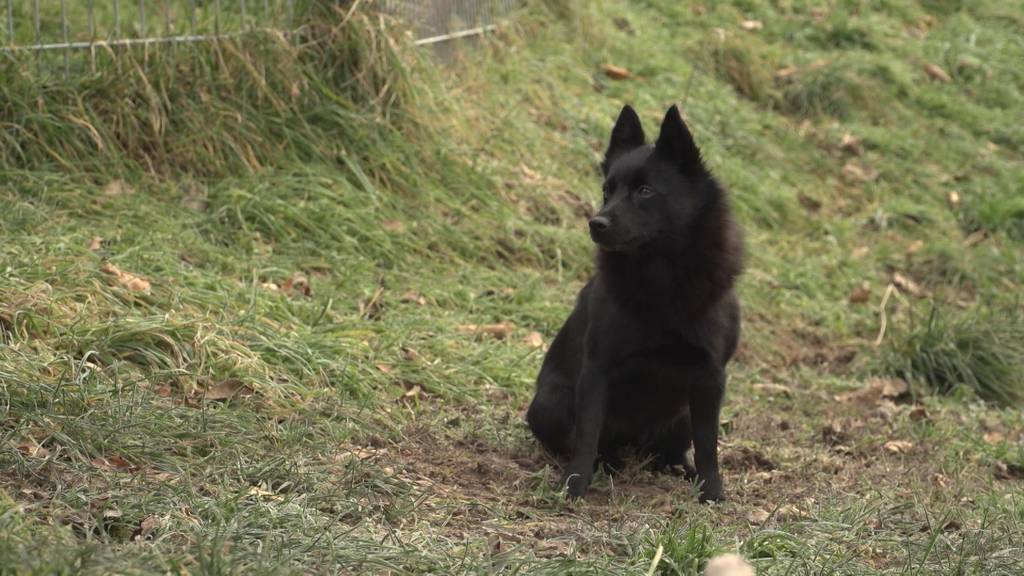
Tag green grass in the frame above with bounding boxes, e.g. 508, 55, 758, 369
2, 1, 293, 44
2, 0, 1024, 573
882, 303, 1024, 405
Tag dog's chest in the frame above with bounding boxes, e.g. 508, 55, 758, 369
603, 336, 705, 426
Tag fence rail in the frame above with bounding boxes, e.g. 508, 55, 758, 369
1, 1, 518, 74
384, 0, 516, 46
2, 1, 298, 48
1, 0, 299, 77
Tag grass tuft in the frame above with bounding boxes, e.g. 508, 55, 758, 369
705, 37, 776, 106
642, 521, 721, 576
775, 59, 883, 120
882, 303, 1024, 406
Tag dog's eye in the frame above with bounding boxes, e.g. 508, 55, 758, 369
636, 185, 655, 199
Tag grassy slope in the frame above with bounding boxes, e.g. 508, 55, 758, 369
2, 0, 1024, 574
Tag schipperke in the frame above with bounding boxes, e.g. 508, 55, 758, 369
526, 105, 743, 503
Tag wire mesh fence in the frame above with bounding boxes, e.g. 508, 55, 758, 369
0, 1, 518, 77
384, 0, 517, 46
1, 1, 300, 78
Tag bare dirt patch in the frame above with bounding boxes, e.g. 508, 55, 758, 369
334, 378, 1016, 563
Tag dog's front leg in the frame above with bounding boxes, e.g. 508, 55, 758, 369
690, 364, 725, 503
562, 361, 607, 499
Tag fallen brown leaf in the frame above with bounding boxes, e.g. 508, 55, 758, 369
100, 262, 151, 293
458, 323, 515, 340
612, 15, 635, 32
963, 230, 987, 247
103, 179, 132, 197
752, 383, 792, 397
281, 272, 312, 298
851, 246, 870, 259
774, 65, 798, 79
401, 347, 421, 362
884, 440, 914, 454
892, 272, 925, 298
92, 454, 134, 472
877, 377, 910, 399
722, 445, 776, 471
842, 160, 879, 183
994, 460, 1024, 480
777, 505, 804, 521
382, 220, 407, 233
336, 446, 384, 464
247, 485, 282, 500
983, 431, 1005, 445
88, 236, 104, 251
776, 59, 829, 81
908, 406, 929, 422
400, 291, 427, 306
601, 63, 631, 80
849, 282, 872, 304
19, 488, 48, 500
487, 533, 502, 555
747, 508, 771, 524
840, 132, 864, 156
132, 515, 161, 541
199, 379, 254, 401
874, 400, 899, 422
398, 384, 423, 404
522, 331, 544, 348
838, 377, 909, 406
822, 422, 848, 447
14, 440, 49, 458
520, 163, 542, 183
922, 62, 952, 82
375, 363, 394, 374
797, 192, 822, 213
906, 240, 924, 255
740, 19, 763, 30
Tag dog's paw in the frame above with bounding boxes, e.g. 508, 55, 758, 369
682, 464, 698, 481
698, 486, 725, 504
561, 471, 591, 500
663, 463, 697, 480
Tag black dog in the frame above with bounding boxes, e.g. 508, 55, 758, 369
526, 105, 743, 502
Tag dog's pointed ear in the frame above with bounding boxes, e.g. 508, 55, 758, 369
655, 105, 705, 177
601, 105, 645, 176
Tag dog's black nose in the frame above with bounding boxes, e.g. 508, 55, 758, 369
589, 216, 611, 233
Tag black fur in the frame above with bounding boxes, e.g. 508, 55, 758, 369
526, 105, 743, 502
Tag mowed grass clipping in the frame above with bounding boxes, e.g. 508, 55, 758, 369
2, 0, 1024, 574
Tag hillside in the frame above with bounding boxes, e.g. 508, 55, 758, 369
1, 1, 1023, 573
